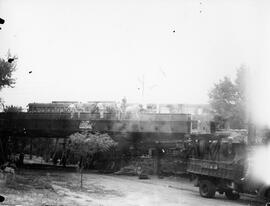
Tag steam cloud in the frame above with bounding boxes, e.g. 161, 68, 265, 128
247, 67, 270, 185
249, 144, 270, 185
249, 68, 270, 127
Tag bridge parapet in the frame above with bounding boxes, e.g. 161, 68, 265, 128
0, 112, 191, 138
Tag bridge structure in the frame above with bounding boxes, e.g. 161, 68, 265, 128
0, 112, 194, 167
0, 112, 191, 139
0, 112, 192, 159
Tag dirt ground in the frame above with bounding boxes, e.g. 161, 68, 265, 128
0, 169, 265, 206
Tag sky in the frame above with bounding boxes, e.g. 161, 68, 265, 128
0, 0, 269, 118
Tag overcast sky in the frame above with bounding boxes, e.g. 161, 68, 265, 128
0, 0, 269, 115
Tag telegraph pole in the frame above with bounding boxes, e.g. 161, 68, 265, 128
138, 74, 145, 103
138, 75, 145, 98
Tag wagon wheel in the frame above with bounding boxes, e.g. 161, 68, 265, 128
225, 190, 240, 200
0, 195, 4, 202
199, 180, 216, 198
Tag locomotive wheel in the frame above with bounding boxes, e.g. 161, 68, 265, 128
199, 180, 216, 198
225, 190, 240, 200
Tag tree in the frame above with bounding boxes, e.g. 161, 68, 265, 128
0, 53, 18, 163
4, 105, 23, 113
209, 67, 247, 129
0, 53, 17, 110
67, 132, 117, 188
0, 53, 17, 91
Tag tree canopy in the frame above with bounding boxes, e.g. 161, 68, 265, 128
67, 131, 117, 167
4, 105, 23, 113
209, 66, 247, 129
0, 53, 17, 91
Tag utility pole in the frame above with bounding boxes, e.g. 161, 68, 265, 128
138, 74, 145, 102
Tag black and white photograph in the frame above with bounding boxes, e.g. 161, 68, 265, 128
0, 0, 270, 205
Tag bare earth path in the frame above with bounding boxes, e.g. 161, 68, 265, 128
0, 170, 264, 206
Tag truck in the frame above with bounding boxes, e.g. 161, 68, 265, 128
185, 132, 270, 202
